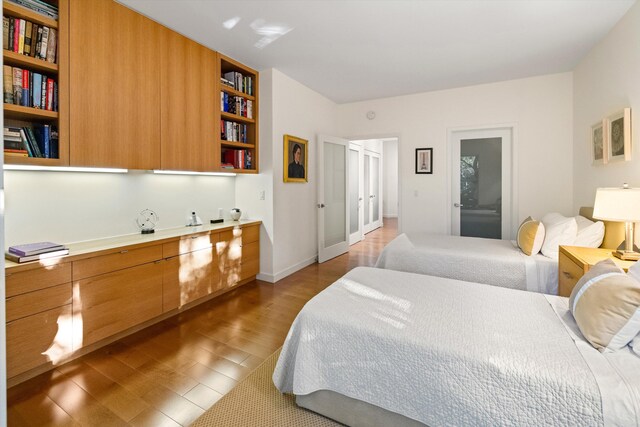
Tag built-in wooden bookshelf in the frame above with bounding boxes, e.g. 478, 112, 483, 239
2, 0, 68, 166
218, 53, 259, 174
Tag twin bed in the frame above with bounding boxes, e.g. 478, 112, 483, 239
273, 209, 638, 426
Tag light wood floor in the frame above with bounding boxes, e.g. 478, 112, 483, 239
7, 219, 398, 426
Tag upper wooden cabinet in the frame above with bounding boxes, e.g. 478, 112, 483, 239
68, 0, 161, 169
160, 29, 218, 171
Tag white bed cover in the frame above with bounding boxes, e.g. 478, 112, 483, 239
273, 267, 640, 426
375, 233, 558, 294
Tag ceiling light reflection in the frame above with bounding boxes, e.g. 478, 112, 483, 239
223, 16, 241, 29
250, 18, 293, 49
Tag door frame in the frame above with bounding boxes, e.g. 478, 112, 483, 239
363, 149, 383, 234
349, 142, 364, 245
447, 124, 519, 240
317, 134, 350, 263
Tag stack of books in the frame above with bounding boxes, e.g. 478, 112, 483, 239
223, 71, 253, 95
222, 149, 252, 169
3, 125, 58, 158
7, 0, 58, 20
6, 241, 68, 263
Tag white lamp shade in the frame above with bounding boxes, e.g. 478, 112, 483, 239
593, 187, 640, 222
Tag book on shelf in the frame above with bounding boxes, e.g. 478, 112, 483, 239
2, 17, 8, 50
18, 17, 25, 54
4, 150, 28, 157
3, 125, 57, 158
9, 241, 65, 256
220, 120, 248, 143
221, 93, 253, 119
5, 248, 69, 263
24, 20, 32, 55
6, 0, 59, 20
3, 65, 13, 103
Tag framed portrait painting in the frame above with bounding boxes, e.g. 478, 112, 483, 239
607, 108, 631, 162
283, 134, 308, 182
415, 148, 433, 174
591, 120, 607, 166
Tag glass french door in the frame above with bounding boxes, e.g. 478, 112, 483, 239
451, 128, 512, 239
349, 143, 363, 245
364, 151, 382, 234
318, 134, 350, 263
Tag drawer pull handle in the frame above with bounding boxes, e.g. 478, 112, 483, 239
563, 272, 573, 279
120, 250, 129, 254
191, 236, 199, 240
154, 260, 163, 264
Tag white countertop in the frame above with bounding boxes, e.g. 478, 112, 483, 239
6, 219, 261, 270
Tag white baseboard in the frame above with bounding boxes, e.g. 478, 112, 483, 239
383, 214, 398, 218
256, 255, 318, 284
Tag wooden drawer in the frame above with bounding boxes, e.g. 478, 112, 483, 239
7, 304, 73, 378
73, 244, 163, 280
73, 261, 163, 348
6, 263, 72, 297
241, 241, 259, 264
162, 232, 216, 258
6, 283, 72, 323
219, 224, 259, 246
558, 251, 585, 297
162, 247, 216, 312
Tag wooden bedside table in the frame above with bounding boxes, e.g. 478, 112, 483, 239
558, 246, 637, 297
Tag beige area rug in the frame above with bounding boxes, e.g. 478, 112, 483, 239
191, 348, 342, 427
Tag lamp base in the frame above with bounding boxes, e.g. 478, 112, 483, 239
612, 250, 640, 261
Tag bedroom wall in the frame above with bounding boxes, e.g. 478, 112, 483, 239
336, 72, 574, 237
4, 171, 236, 247
240, 68, 338, 282
572, 1, 640, 209
383, 139, 399, 217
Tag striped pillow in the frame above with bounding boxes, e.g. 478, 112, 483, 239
516, 216, 545, 256
569, 259, 640, 352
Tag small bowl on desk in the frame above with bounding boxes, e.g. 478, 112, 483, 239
230, 208, 241, 221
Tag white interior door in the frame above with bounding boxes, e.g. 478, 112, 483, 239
364, 151, 382, 234
450, 128, 513, 239
349, 143, 364, 245
318, 134, 350, 263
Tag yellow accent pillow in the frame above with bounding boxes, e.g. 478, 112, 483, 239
516, 216, 545, 256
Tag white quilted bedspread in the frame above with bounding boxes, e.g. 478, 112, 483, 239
273, 267, 639, 426
375, 233, 558, 294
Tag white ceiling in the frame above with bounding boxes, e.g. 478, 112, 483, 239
119, 0, 635, 104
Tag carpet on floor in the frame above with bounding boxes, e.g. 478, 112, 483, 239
190, 348, 342, 426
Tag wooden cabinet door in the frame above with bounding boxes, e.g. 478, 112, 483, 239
160, 28, 217, 171
162, 247, 216, 312
7, 304, 72, 378
73, 261, 163, 348
69, 0, 161, 169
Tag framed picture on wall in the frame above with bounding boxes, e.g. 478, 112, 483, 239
283, 134, 308, 182
415, 148, 433, 174
591, 120, 607, 166
607, 108, 632, 162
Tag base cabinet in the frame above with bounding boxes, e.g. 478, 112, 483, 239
73, 261, 163, 348
7, 304, 73, 378
5, 222, 260, 383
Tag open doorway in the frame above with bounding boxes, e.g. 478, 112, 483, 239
348, 138, 398, 245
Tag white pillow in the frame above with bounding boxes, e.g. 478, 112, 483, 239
630, 334, 640, 357
540, 213, 577, 259
574, 215, 605, 248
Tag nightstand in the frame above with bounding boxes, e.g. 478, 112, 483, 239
558, 246, 636, 297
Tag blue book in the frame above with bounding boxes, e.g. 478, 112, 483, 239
33, 124, 50, 158
32, 73, 42, 108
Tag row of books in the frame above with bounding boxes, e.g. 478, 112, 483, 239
221, 93, 253, 119
4, 125, 58, 158
221, 71, 254, 96
3, 65, 58, 111
221, 149, 253, 170
6, 240, 68, 263
3, 16, 57, 63
221, 120, 248, 143
7, 0, 58, 20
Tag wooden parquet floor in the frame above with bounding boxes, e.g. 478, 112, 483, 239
7, 219, 398, 426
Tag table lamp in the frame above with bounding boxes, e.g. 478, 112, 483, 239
593, 184, 640, 260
